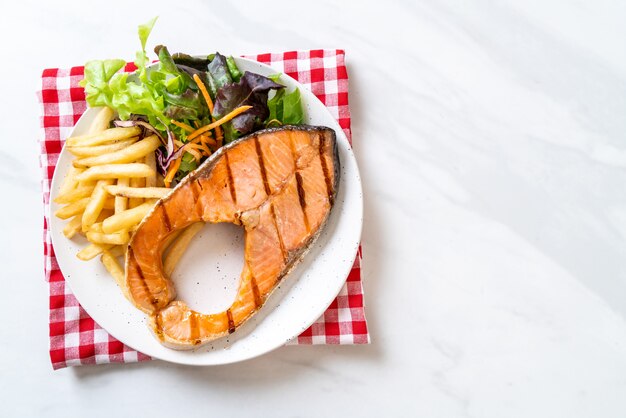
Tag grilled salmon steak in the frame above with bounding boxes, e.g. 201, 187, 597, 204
124, 125, 340, 349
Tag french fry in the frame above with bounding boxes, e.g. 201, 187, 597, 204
77, 179, 97, 188
96, 209, 114, 221
76, 243, 113, 261
114, 178, 129, 213
109, 245, 126, 258
100, 250, 124, 282
101, 250, 130, 300
62, 216, 83, 239
81, 179, 114, 232
145, 151, 157, 187
105, 185, 170, 199
57, 166, 84, 197
88, 207, 115, 234
102, 201, 156, 233
86, 231, 130, 246
103, 199, 116, 210
58, 103, 178, 285
53, 184, 96, 205
65, 126, 141, 147
67, 138, 137, 157
75, 163, 154, 182
129, 176, 145, 208
54, 197, 90, 219
73, 135, 161, 168
161, 229, 183, 252
163, 222, 204, 276
88, 107, 115, 134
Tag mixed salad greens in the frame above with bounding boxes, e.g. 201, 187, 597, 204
80, 17, 304, 185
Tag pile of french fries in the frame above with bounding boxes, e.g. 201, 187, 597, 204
54, 107, 203, 291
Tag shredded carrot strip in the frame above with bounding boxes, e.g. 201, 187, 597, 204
186, 140, 212, 157
170, 120, 195, 133
174, 139, 185, 149
214, 124, 223, 143
197, 140, 212, 156
193, 74, 214, 115
187, 106, 252, 141
191, 73, 225, 145
187, 147, 202, 162
164, 157, 182, 188
186, 142, 205, 151
202, 134, 217, 148
189, 144, 211, 157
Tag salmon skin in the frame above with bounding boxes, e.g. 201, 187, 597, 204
124, 125, 340, 349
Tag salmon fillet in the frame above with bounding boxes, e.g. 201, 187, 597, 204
124, 125, 340, 349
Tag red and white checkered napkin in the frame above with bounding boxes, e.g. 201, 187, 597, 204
38, 50, 369, 370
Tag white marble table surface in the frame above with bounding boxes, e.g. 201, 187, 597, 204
2, 0, 626, 416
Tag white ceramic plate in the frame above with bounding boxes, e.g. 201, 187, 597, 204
49, 57, 363, 366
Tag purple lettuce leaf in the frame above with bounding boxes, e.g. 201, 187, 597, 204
207, 52, 232, 89
155, 122, 186, 175
212, 71, 284, 135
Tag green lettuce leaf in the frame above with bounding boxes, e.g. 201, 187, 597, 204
79, 59, 127, 108
155, 45, 195, 93
265, 86, 304, 126
282, 88, 303, 124
267, 88, 285, 123
135, 17, 158, 82
177, 152, 198, 180
268, 73, 282, 83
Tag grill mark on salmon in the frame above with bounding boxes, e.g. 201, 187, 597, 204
160, 202, 171, 233
269, 201, 287, 261
224, 152, 237, 205
295, 172, 306, 209
254, 136, 271, 196
190, 180, 203, 219
317, 133, 334, 205
288, 130, 298, 169
251, 276, 263, 308
125, 125, 340, 349
295, 171, 309, 231
127, 247, 154, 309
226, 309, 236, 334
190, 180, 201, 204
